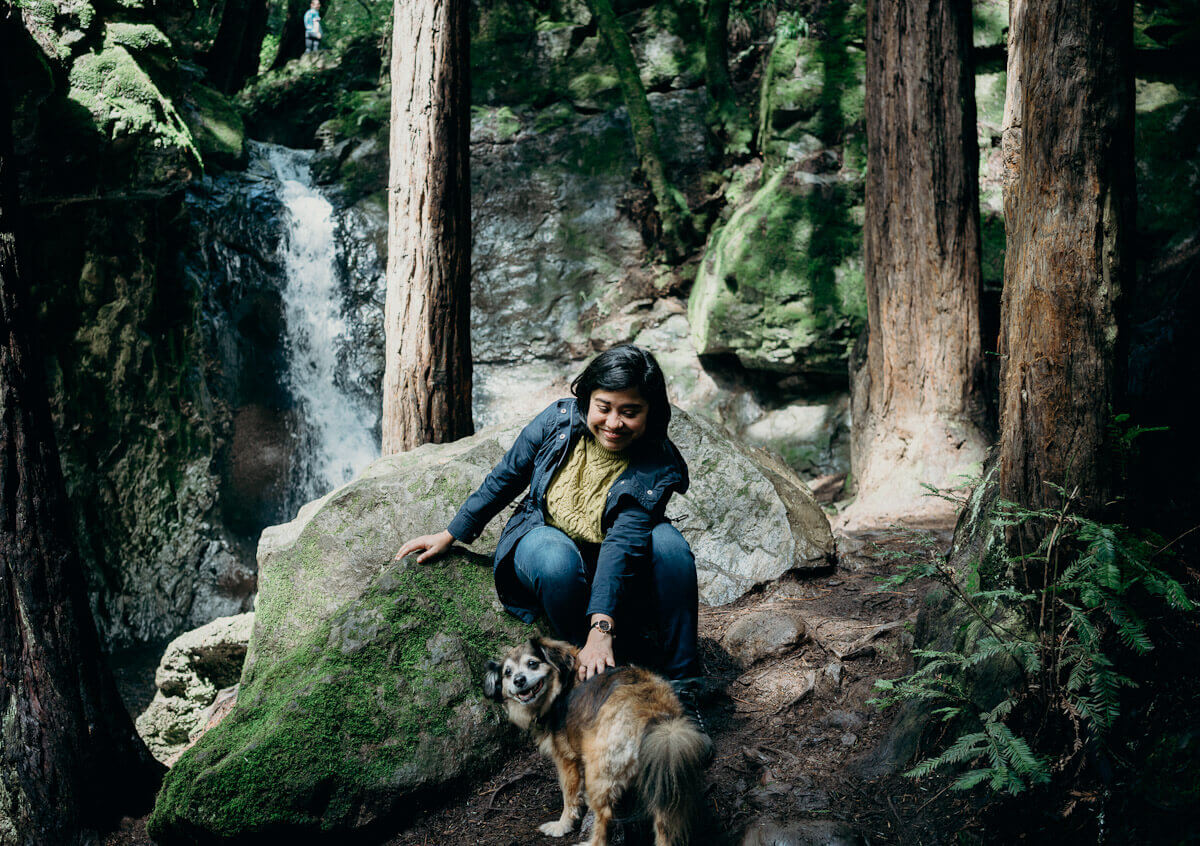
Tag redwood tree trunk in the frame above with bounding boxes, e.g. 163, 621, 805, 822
588, 0, 693, 258
381, 0, 473, 453
205, 0, 271, 93
0, 19, 162, 844
848, 0, 988, 519
997, 0, 1132, 522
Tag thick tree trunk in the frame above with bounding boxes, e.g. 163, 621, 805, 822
588, 0, 693, 258
0, 20, 162, 844
381, 0, 473, 453
704, 0, 748, 155
997, 0, 1132, 524
205, 0, 271, 93
847, 0, 988, 522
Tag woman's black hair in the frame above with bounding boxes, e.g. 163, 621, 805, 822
571, 344, 671, 442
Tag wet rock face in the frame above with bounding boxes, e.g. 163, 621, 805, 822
184, 146, 296, 537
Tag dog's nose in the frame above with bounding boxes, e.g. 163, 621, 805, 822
514, 674, 527, 689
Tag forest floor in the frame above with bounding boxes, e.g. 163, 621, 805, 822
381, 521, 985, 846
104, 522, 987, 846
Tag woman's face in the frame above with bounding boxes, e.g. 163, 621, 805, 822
586, 388, 649, 452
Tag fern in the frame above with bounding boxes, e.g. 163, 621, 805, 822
871, 479, 1195, 798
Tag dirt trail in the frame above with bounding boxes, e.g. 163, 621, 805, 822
385, 524, 979, 846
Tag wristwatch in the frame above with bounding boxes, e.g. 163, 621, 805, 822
590, 619, 614, 637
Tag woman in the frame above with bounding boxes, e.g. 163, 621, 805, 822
394, 345, 700, 691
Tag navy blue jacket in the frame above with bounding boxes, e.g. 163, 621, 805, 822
446, 398, 689, 623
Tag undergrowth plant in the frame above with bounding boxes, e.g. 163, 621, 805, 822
870, 486, 1195, 796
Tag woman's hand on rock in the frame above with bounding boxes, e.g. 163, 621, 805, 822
393, 530, 455, 564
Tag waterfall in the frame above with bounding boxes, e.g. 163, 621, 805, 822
262, 143, 380, 508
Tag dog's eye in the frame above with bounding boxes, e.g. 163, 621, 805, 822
503, 667, 511, 676
527, 659, 538, 670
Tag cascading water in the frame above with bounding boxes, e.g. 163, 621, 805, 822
262, 143, 380, 511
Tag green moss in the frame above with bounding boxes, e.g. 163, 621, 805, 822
149, 555, 535, 837
104, 22, 172, 54
1135, 79, 1200, 249
972, 0, 1008, 48
759, 4, 866, 166
67, 45, 200, 169
471, 104, 522, 141
567, 70, 621, 104
532, 101, 576, 134
690, 166, 865, 373
183, 83, 245, 165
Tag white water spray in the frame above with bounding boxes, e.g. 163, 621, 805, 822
263, 144, 379, 505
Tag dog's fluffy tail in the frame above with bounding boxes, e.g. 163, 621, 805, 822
637, 717, 710, 844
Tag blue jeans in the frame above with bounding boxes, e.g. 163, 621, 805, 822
513, 524, 699, 679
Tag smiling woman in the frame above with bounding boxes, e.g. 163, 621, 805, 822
394, 345, 703, 710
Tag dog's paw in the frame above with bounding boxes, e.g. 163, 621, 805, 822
538, 819, 575, 837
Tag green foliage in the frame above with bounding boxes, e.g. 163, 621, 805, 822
872, 487, 1194, 797
149, 553, 536, 837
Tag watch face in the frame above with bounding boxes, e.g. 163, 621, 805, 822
594, 620, 612, 633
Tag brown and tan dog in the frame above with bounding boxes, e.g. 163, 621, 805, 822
483, 637, 710, 845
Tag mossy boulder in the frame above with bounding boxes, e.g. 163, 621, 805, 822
758, 9, 866, 166
182, 83, 246, 169
1135, 79, 1200, 252
148, 434, 537, 841
66, 42, 200, 186
688, 166, 866, 374
148, 409, 832, 841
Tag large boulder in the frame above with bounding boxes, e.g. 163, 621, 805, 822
148, 409, 832, 840
688, 163, 865, 376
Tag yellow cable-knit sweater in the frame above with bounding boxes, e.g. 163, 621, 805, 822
545, 435, 630, 544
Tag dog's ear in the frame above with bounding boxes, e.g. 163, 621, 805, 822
482, 659, 504, 702
533, 637, 576, 680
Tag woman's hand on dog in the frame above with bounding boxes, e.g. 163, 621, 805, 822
577, 619, 616, 681
393, 530, 455, 564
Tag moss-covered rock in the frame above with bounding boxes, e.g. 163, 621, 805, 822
67, 42, 201, 184
104, 21, 173, 55
688, 166, 866, 374
182, 83, 246, 168
972, 0, 1008, 48
758, 7, 866, 167
148, 433, 536, 840
148, 554, 533, 840
1135, 79, 1200, 251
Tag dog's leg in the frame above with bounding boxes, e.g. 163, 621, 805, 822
652, 811, 679, 846
539, 757, 583, 837
576, 766, 616, 846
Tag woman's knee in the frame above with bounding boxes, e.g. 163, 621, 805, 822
514, 526, 585, 590
650, 523, 694, 570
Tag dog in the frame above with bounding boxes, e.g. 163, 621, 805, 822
483, 636, 710, 846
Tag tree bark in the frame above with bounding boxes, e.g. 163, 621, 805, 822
704, 0, 748, 155
381, 0, 473, 453
587, 0, 693, 258
0, 17, 163, 844
997, 0, 1132, 523
204, 0, 271, 93
848, 0, 988, 521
